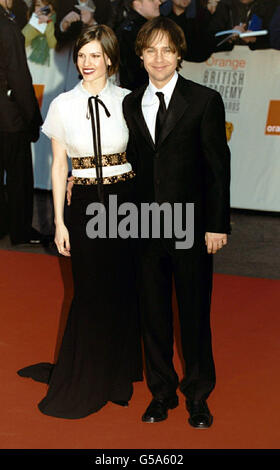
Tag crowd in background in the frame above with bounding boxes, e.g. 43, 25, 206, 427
8, 0, 280, 90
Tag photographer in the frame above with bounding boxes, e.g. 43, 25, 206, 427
55, 0, 112, 49
208, 0, 280, 52
22, 0, 57, 65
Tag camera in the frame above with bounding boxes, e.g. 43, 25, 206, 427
39, 5, 51, 16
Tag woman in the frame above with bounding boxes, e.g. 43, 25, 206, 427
21, 0, 58, 191
18, 25, 142, 419
22, 0, 57, 66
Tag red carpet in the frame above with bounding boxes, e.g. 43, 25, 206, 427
0, 249, 279, 449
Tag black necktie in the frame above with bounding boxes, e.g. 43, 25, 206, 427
155, 91, 166, 145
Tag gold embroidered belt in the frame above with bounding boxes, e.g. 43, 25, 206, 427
72, 152, 128, 169
72, 152, 135, 185
73, 171, 135, 186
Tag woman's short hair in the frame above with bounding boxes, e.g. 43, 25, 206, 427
73, 24, 120, 77
135, 16, 187, 70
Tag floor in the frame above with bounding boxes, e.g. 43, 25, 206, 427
1, 191, 279, 454
1, 250, 280, 451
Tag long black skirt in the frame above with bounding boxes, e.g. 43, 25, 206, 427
18, 180, 143, 419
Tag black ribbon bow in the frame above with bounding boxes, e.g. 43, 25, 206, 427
86, 95, 111, 203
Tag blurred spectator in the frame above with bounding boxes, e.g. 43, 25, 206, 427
11, 0, 28, 27
0, 0, 43, 244
55, 0, 112, 49
208, 0, 279, 52
250, 0, 280, 50
22, 0, 57, 65
160, 0, 213, 61
116, 0, 161, 90
206, 0, 220, 14
269, 0, 280, 49
107, 0, 129, 30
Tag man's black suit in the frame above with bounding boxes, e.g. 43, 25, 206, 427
0, 6, 42, 243
123, 74, 231, 402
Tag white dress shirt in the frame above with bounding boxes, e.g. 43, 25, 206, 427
141, 71, 178, 142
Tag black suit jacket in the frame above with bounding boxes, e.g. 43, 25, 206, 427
0, 6, 42, 137
116, 9, 148, 90
123, 74, 231, 236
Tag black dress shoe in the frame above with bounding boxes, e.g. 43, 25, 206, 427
28, 228, 48, 245
13, 229, 53, 246
142, 396, 178, 423
12, 228, 43, 245
186, 399, 213, 429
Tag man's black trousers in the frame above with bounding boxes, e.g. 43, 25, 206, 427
138, 237, 216, 402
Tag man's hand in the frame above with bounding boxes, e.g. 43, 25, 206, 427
61, 11, 80, 32
241, 31, 257, 44
233, 23, 246, 34
205, 232, 227, 254
229, 23, 246, 42
66, 176, 74, 206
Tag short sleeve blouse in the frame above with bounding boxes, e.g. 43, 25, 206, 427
42, 80, 131, 158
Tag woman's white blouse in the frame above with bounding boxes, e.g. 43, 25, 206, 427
42, 80, 132, 178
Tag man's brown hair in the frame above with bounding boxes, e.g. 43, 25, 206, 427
135, 16, 187, 69
73, 24, 120, 77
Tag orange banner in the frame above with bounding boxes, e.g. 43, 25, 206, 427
265, 100, 280, 135
33, 84, 45, 109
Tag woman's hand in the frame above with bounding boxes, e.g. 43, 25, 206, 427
38, 13, 52, 23
35, 5, 53, 24
55, 223, 71, 257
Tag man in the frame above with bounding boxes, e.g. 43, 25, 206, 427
0, 0, 43, 244
160, 0, 213, 61
123, 16, 230, 428
116, 0, 161, 90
